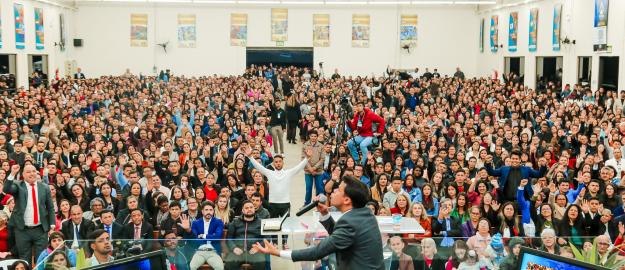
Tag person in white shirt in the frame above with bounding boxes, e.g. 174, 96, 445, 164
605, 148, 625, 177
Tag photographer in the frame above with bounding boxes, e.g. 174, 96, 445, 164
346, 102, 385, 167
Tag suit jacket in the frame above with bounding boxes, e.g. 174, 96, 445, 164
413, 255, 445, 270
291, 207, 385, 270
74, 73, 85, 79
186, 217, 224, 254
431, 216, 462, 238
61, 218, 95, 247
97, 222, 124, 241
485, 164, 547, 202
32, 151, 52, 168
3, 179, 55, 230
122, 222, 154, 251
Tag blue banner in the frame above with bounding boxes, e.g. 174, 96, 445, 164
14, 3, 24, 49
594, 0, 609, 27
490, 15, 498, 52
508, 12, 518, 52
529, 8, 538, 52
552, 4, 562, 51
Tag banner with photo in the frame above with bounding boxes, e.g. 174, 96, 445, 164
35, 8, 44, 50
552, 4, 562, 51
508, 12, 518, 52
230, 13, 247, 46
529, 8, 539, 52
400, 15, 417, 48
313, 14, 329, 47
130, 14, 148, 47
479, 18, 484, 53
177, 14, 196, 48
271, 8, 288, 42
14, 3, 24, 49
352, 14, 370, 48
593, 0, 609, 51
490, 15, 498, 52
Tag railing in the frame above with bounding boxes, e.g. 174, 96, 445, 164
30, 236, 621, 270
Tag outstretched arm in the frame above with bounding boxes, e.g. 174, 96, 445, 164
248, 156, 272, 176
287, 158, 309, 178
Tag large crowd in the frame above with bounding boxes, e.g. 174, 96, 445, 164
0, 64, 624, 270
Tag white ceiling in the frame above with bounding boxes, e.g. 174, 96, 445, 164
52, 0, 496, 5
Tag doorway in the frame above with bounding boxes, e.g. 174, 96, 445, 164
536, 56, 563, 89
28, 54, 48, 87
0, 54, 17, 93
577, 56, 592, 86
599, 56, 619, 91
504, 57, 525, 83
246, 47, 313, 68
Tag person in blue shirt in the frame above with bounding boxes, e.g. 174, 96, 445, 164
36, 231, 77, 270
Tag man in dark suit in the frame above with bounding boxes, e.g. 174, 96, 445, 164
255, 176, 385, 270
61, 205, 95, 249
122, 208, 154, 251
485, 150, 547, 203
32, 140, 52, 169
97, 209, 124, 243
74, 68, 86, 79
3, 164, 56, 262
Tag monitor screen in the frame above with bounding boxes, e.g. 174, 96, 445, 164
85, 250, 166, 270
518, 247, 609, 270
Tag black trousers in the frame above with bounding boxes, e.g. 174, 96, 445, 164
286, 121, 298, 141
269, 202, 291, 245
16, 225, 47, 263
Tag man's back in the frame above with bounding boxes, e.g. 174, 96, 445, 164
292, 207, 384, 270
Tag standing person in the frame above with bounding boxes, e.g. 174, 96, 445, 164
248, 151, 309, 220
3, 164, 55, 262
346, 102, 385, 166
285, 94, 301, 144
485, 150, 547, 203
302, 131, 325, 205
254, 176, 385, 270
269, 99, 286, 155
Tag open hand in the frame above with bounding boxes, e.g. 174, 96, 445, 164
253, 239, 280, 256
177, 214, 191, 231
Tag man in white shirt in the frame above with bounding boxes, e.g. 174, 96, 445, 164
184, 201, 225, 270
605, 148, 625, 177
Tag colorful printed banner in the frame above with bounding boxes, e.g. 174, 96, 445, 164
35, 8, 44, 50
490, 15, 498, 52
230, 13, 247, 46
271, 8, 288, 42
508, 12, 518, 52
529, 8, 539, 52
552, 4, 562, 51
130, 14, 148, 47
177, 14, 196, 48
352, 14, 370, 48
479, 18, 484, 53
313, 14, 329, 47
14, 3, 24, 49
593, 0, 609, 51
399, 15, 417, 48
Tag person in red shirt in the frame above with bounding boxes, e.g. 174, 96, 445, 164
346, 102, 385, 166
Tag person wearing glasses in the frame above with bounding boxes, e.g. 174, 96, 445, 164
461, 206, 483, 238
87, 229, 113, 266
538, 228, 559, 254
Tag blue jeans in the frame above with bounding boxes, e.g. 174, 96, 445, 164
347, 135, 374, 165
305, 174, 325, 205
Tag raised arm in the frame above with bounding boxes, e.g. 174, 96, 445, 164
248, 156, 273, 176
286, 158, 309, 178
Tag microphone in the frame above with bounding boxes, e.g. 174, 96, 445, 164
296, 194, 327, 216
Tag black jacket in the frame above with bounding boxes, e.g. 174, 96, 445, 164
285, 103, 301, 123
226, 215, 264, 251
268, 103, 287, 129
122, 222, 154, 251
61, 219, 95, 248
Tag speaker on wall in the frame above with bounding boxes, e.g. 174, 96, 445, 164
73, 39, 83, 47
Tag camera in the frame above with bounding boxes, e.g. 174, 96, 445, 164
339, 95, 351, 111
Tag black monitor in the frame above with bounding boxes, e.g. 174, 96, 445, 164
518, 247, 610, 270
84, 250, 167, 270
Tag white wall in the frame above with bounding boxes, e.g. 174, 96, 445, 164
0, 0, 72, 88
476, 0, 625, 90
70, 3, 478, 78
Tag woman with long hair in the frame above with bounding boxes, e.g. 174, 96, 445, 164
285, 94, 301, 144
226, 174, 244, 200
214, 195, 234, 225
421, 184, 439, 217
445, 240, 469, 270
98, 182, 120, 216
498, 202, 524, 237
557, 204, 588, 247
69, 184, 89, 212
451, 192, 470, 223
370, 174, 389, 204
390, 193, 411, 217
194, 187, 206, 204
169, 185, 188, 211
478, 192, 500, 234
403, 174, 422, 203
405, 203, 432, 242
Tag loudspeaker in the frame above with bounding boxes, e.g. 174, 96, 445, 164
73, 39, 83, 47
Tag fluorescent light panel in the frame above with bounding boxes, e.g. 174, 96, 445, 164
238, 0, 280, 3
412, 0, 453, 4
453, 0, 495, 4
193, 0, 236, 3
281, 1, 324, 4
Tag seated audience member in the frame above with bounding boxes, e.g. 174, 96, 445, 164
88, 229, 114, 266
498, 237, 524, 270
251, 192, 270, 219
83, 197, 105, 224
414, 238, 445, 270
61, 205, 95, 249
160, 201, 185, 237
163, 230, 191, 270
214, 195, 234, 225
225, 200, 265, 270
405, 203, 432, 242
44, 250, 72, 270
461, 206, 482, 238
184, 201, 224, 270
96, 209, 124, 245
383, 177, 409, 209
390, 193, 411, 217
0, 211, 10, 259
122, 208, 154, 251
388, 236, 414, 270
36, 231, 77, 269
466, 218, 492, 257
446, 240, 469, 270
538, 228, 559, 254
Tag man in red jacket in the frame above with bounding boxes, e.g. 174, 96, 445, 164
346, 102, 385, 167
